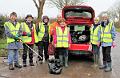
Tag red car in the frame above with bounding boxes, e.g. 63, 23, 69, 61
62, 5, 95, 56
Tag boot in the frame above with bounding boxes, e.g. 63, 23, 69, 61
64, 56, 68, 67
94, 54, 99, 67
99, 61, 107, 69
38, 56, 43, 64
29, 59, 34, 66
104, 62, 112, 72
15, 63, 22, 68
23, 62, 27, 67
9, 64, 14, 70
30, 62, 35, 66
59, 55, 63, 66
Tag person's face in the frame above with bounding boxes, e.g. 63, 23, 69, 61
102, 16, 108, 22
26, 17, 33, 23
94, 19, 99, 24
43, 18, 49, 23
59, 21, 66, 27
10, 15, 17, 21
57, 16, 62, 22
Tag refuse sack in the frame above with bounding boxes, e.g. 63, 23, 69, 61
48, 59, 62, 74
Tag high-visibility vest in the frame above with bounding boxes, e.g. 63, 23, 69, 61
21, 22, 38, 43
4, 22, 21, 43
56, 26, 69, 48
90, 25, 100, 45
100, 22, 113, 43
38, 22, 50, 42
38, 23, 45, 41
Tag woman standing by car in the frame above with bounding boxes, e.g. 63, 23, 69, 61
50, 18, 71, 67
90, 17, 101, 66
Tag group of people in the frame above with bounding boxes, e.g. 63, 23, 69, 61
4, 12, 70, 70
4, 12, 116, 73
91, 13, 116, 72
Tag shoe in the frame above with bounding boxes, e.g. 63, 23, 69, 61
30, 62, 35, 66
15, 63, 22, 68
38, 59, 43, 64
99, 65, 106, 69
9, 64, 14, 70
104, 62, 112, 72
23, 62, 27, 67
99, 61, 107, 69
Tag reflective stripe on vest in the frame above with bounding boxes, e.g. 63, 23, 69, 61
4, 22, 21, 43
90, 25, 100, 45
38, 23, 45, 41
56, 26, 69, 48
100, 22, 113, 43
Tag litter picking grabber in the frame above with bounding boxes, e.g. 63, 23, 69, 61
19, 38, 42, 60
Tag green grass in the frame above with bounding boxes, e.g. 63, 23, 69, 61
0, 38, 7, 57
116, 28, 120, 32
0, 49, 7, 57
0, 38, 7, 49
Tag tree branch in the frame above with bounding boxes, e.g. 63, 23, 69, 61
33, 0, 39, 9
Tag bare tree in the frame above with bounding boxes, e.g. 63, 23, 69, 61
48, 0, 86, 10
33, 0, 46, 19
107, 1, 120, 21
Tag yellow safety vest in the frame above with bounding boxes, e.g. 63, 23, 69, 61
21, 22, 38, 43
56, 26, 69, 48
38, 22, 50, 42
90, 25, 100, 45
38, 23, 45, 41
4, 22, 21, 43
100, 22, 113, 43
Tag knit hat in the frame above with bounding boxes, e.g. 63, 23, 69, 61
25, 14, 34, 19
42, 16, 49, 21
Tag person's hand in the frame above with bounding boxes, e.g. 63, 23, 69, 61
27, 33, 31, 37
54, 44, 56, 47
96, 42, 101, 47
88, 44, 92, 51
14, 35, 19, 41
112, 41, 116, 48
69, 44, 71, 48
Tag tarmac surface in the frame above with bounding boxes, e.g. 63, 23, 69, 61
0, 33, 120, 78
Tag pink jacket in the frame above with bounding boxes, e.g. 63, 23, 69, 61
51, 26, 71, 47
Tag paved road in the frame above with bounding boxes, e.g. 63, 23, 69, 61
0, 33, 120, 78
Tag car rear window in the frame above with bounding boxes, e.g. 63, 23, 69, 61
65, 11, 92, 18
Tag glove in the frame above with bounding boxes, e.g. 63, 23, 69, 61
14, 35, 19, 41
27, 33, 31, 37
16, 34, 20, 37
112, 41, 116, 48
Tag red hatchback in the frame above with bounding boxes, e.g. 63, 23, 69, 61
62, 5, 95, 55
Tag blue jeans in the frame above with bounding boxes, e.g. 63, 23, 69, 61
8, 49, 19, 64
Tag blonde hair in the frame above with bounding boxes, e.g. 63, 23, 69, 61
94, 17, 99, 21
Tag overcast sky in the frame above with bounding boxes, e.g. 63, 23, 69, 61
0, 0, 116, 18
